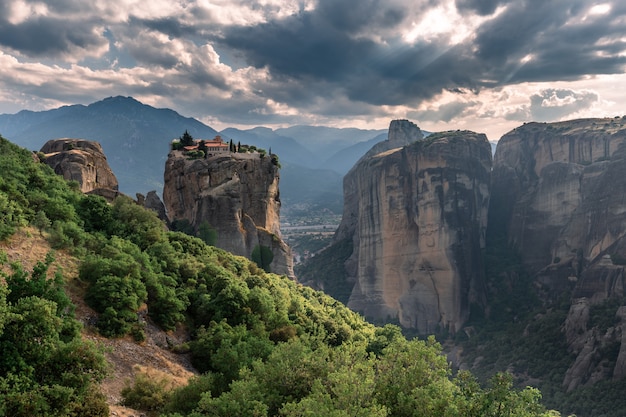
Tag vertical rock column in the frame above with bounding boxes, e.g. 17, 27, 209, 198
340, 124, 491, 334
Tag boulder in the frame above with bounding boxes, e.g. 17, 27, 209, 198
40, 138, 119, 198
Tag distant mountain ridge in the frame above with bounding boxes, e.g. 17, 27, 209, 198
0, 96, 218, 195
0, 97, 389, 213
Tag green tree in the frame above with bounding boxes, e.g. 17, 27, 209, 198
198, 140, 207, 154
171, 218, 194, 235
197, 220, 217, 246
0, 191, 26, 240
85, 274, 147, 337
190, 320, 273, 382
0, 258, 108, 417
77, 194, 114, 234
195, 378, 269, 417
32, 210, 51, 236
251, 244, 274, 273
180, 130, 194, 147
282, 343, 388, 417
374, 336, 455, 416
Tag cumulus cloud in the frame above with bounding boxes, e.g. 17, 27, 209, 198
528, 88, 599, 121
0, 0, 625, 138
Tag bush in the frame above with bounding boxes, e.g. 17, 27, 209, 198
251, 244, 273, 273
163, 374, 216, 415
85, 275, 147, 337
48, 220, 87, 251
0, 256, 108, 416
186, 150, 205, 159
121, 371, 173, 414
197, 220, 217, 246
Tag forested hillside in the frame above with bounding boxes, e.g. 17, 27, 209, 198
0, 135, 559, 416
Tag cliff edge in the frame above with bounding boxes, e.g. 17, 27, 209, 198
163, 149, 294, 278
489, 117, 626, 390
336, 121, 492, 333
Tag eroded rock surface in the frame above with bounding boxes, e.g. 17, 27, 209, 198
40, 139, 120, 199
163, 150, 294, 278
490, 117, 626, 390
337, 121, 492, 333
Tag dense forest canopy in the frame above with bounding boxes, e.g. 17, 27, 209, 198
0, 135, 560, 416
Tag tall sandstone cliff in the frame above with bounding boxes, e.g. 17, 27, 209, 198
40, 139, 120, 200
490, 117, 626, 390
336, 120, 492, 333
163, 150, 294, 278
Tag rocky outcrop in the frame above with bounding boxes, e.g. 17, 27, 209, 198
561, 296, 625, 391
137, 191, 169, 223
336, 121, 492, 333
163, 150, 294, 278
336, 119, 424, 243
490, 117, 626, 390
491, 118, 626, 289
40, 139, 119, 199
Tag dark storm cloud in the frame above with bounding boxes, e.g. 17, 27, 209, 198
217, 0, 626, 110
455, 0, 505, 16
123, 37, 180, 69
220, 14, 376, 81
472, 0, 626, 83
131, 17, 198, 39
0, 16, 107, 57
218, 0, 477, 107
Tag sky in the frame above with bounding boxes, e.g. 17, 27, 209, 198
0, 0, 625, 141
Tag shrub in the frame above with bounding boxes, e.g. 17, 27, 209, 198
197, 220, 217, 246
121, 371, 173, 414
48, 220, 87, 251
85, 275, 147, 337
251, 244, 273, 273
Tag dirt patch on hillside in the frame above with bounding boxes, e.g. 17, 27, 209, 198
1, 228, 198, 416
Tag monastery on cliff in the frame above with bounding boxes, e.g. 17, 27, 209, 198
182, 135, 230, 153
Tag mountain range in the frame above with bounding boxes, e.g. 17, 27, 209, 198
0, 96, 389, 212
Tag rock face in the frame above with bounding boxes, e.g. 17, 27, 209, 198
491, 118, 626, 296
490, 117, 626, 390
163, 150, 294, 278
40, 139, 119, 198
137, 191, 168, 223
336, 121, 492, 333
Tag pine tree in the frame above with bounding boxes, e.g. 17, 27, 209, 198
180, 130, 194, 146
